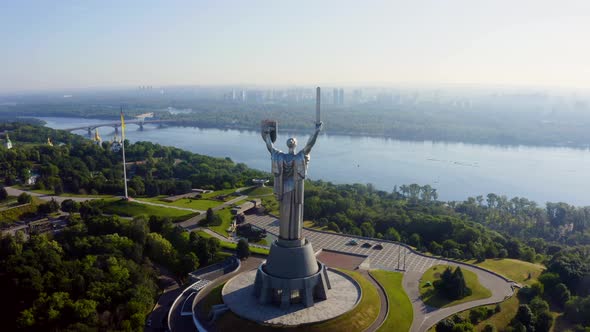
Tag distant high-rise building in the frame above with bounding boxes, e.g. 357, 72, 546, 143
339, 88, 344, 105
353, 89, 362, 104
333, 88, 338, 105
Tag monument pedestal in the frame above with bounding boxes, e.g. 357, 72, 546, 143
253, 238, 331, 309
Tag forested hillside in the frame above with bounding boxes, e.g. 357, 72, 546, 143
0, 123, 266, 197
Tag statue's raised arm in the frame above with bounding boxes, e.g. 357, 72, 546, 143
302, 121, 322, 155
261, 120, 279, 154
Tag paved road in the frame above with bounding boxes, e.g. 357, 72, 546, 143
247, 214, 514, 332
147, 267, 182, 332
5, 187, 105, 203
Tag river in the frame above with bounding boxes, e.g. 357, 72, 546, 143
39, 117, 590, 206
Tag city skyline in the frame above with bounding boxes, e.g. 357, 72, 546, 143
1, 0, 590, 92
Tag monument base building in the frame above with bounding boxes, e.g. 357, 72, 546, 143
253, 238, 331, 309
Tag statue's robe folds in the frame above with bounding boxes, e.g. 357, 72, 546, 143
271, 149, 309, 240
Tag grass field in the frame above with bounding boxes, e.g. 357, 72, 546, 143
210, 269, 379, 332
240, 186, 273, 197
0, 196, 17, 207
11, 185, 113, 198
195, 230, 270, 255
207, 208, 234, 237
0, 197, 40, 226
419, 265, 492, 308
260, 195, 279, 216
200, 188, 238, 200
303, 220, 337, 233
100, 198, 197, 220
371, 270, 413, 332
466, 258, 545, 286
200, 283, 225, 314
443, 259, 550, 331
137, 196, 222, 211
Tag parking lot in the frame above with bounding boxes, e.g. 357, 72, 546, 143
247, 214, 447, 273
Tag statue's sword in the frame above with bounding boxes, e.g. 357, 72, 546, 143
316, 87, 321, 125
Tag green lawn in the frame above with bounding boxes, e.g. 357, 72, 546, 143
466, 258, 545, 286
200, 283, 225, 314
100, 198, 197, 220
303, 220, 338, 233
200, 188, 238, 200
0, 196, 17, 207
419, 265, 492, 308
212, 269, 379, 332
0, 197, 40, 226
195, 230, 269, 255
137, 196, 222, 211
11, 185, 113, 198
240, 186, 273, 197
260, 195, 279, 215
207, 208, 234, 237
309, 270, 380, 332
371, 270, 413, 332
442, 259, 549, 331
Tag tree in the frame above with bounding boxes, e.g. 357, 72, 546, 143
61, 199, 80, 214
178, 253, 199, 276
0, 186, 7, 200
469, 307, 489, 324
434, 266, 472, 300
551, 283, 570, 308
237, 238, 250, 260
534, 311, 553, 332
409, 233, 421, 248
54, 182, 64, 196
327, 222, 340, 232
360, 221, 375, 238
435, 318, 455, 332
206, 208, 214, 224
146, 233, 176, 264
483, 324, 496, 332
451, 267, 471, 299
130, 176, 145, 196
513, 304, 534, 331
385, 227, 401, 242
17, 192, 32, 204
529, 296, 549, 315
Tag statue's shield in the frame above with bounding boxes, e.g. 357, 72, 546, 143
261, 120, 278, 143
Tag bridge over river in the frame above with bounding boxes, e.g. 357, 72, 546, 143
64, 119, 189, 135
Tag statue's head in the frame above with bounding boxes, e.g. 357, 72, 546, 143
286, 137, 297, 152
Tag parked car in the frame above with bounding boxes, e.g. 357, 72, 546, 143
373, 244, 384, 250
347, 239, 358, 245
361, 242, 372, 248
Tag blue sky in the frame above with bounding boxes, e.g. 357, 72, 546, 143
1, 0, 589, 92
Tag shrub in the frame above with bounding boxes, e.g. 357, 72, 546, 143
17, 192, 32, 204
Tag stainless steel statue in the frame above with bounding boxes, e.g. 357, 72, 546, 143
254, 87, 330, 309
261, 121, 322, 240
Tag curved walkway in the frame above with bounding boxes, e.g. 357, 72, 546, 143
362, 270, 389, 332
247, 214, 515, 332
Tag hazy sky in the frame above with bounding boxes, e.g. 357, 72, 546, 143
1, 0, 589, 92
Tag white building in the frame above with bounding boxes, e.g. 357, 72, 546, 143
4, 134, 12, 149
